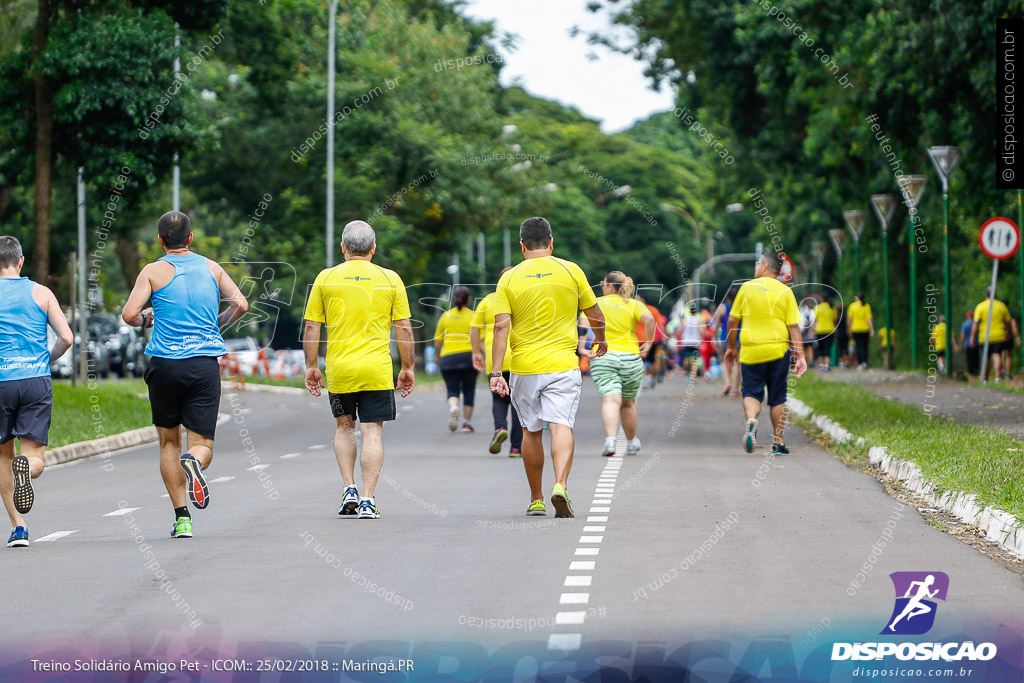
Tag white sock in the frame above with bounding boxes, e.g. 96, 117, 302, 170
604, 437, 616, 448
629, 437, 641, 447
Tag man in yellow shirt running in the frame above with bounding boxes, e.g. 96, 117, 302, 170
971, 287, 1019, 383
725, 250, 806, 455
302, 221, 415, 519
490, 217, 607, 518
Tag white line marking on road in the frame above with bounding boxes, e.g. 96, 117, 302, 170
103, 507, 140, 517
547, 634, 582, 651
246, 464, 270, 472
308, 444, 327, 450
280, 452, 302, 459
548, 430, 623, 652
208, 476, 235, 483
555, 611, 587, 625
400, 405, 413, 411
35, 530, 77, 542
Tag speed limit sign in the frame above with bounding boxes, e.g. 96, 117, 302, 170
979, 217, 1020, 260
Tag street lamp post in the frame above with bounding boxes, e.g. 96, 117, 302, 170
900, 175, 928, 369
843, 210, 866, 291
871, 194, 899, 369
927, 146, 963, 377
325, 0, 339, 268
827, 228, 847, 292
811, 241, 827, 286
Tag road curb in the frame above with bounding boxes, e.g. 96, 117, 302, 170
46, 426, 158, 467
221, 381, 306, 395
45, 412, 232, 468
789, 396, 1024, 560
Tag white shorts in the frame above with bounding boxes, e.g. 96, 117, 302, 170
509, 369, 582, 432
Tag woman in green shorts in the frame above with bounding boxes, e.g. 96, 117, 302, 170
579, 272, 655, 456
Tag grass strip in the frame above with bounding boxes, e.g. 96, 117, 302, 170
794, 373, 1024, 522
50, 379, 152, 448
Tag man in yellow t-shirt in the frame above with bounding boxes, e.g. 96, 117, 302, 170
471, 267, 522, 456
725, 250, 806, 456
971, 287, 1019, 382
813, 294, 837, 372
489, 217, 607, 518
302, 221, 415, 519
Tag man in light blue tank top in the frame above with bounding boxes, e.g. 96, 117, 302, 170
123, 212, 248, 539
0, 236, 73, 548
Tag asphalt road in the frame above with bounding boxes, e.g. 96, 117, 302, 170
2, 373, 1022, 657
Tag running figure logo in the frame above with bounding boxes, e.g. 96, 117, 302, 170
881, 571, 949, 635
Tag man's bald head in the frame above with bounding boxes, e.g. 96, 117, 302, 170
342, 220, 376, 256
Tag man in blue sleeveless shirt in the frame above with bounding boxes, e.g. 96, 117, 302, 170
123, 212, 248, 538
0, 236, 73, 547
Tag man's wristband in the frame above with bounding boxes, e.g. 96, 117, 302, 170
488, 371, 504, 379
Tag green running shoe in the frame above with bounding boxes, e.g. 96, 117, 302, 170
171, 517, 193, 538
527, 499, 546, 516
489, 428, 509, 454
550, 483, 574, 518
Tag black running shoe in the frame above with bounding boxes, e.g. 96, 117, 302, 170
771, 442, 790, 456
12, 455, 33, 514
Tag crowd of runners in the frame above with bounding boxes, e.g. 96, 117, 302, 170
0, 213, 824, 546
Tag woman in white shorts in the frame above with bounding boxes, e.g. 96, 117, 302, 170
579, 273, 655, 456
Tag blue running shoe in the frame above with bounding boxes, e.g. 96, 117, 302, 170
339, 485, 359, 515
7, 526, 28, 548
180, 453, 210, 510
357, 498, 380, 519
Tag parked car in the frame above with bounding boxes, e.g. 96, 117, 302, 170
48, 328, 110, 378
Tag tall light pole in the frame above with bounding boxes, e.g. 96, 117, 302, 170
76, 167, 88, 383
172, 26, 180, 211
325, 0, 339, 267
827, 228, 847, 294
927, 146, 962, 377
900, 175, 928, 369
811, 241, 827, 286
843, 210, 866, 291
871, 194, 899, 370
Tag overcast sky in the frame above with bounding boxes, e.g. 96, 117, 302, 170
463, 0, 676, 133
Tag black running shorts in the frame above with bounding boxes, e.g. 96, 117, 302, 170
0, 376, 53, 445
145, 356, 221, 439
328, 389, 396, 422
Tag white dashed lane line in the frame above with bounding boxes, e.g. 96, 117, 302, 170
102, 507, 140, 517
308, 445, 327, 450
35, 530, 78, 542
547, 431, 624, 652
280, 453, 302, 459
246, 464, 270, 472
